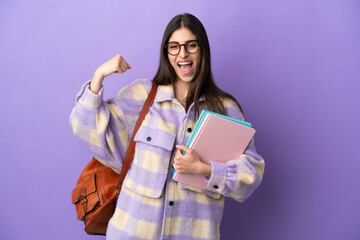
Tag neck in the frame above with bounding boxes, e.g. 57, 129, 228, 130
174, 80, 190, 106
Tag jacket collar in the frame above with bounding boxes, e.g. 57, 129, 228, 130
154, 84, 205, 103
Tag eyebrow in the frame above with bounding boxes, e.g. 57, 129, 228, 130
168, 39, 198, 44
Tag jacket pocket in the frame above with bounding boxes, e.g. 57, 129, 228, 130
124, 125, 175, 198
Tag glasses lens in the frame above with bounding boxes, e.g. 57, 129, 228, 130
185, 41, 199, 54
167, 43, 180, 55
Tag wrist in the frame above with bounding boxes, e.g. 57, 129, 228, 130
197, 162, 211, 177
94, 68, 106, 80
89, 71, 104, 94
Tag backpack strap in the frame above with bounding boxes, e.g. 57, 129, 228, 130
116, 81, 158, 195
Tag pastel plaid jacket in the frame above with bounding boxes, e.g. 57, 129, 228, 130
70, 79, 265, 240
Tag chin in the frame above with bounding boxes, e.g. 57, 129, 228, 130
177, 76, 194, 84
176, 71, 196, 83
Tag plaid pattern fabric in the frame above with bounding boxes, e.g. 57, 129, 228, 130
70, 79, 265, 239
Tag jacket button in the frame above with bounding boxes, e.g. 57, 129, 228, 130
169, 201, 174, 206
146, 136, 152, 142
187, 127, 192, 133
213, 185, 219, 189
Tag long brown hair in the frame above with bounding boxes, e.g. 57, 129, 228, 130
153, 13, 243, 117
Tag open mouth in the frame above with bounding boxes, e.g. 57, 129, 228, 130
178, 61, 193, 75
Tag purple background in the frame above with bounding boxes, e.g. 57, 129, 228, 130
1, 0, 359, 239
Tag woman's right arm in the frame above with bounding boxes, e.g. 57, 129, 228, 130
69, 55, 131, 172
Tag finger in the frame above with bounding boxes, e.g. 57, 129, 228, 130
114, 54, 122, 61
174, 148, 184, 159
120, 56, 131, 69
120, 61, 130, 71
115, 69, 124, 74
117, 63, 126, 73
176, 145, 191, 153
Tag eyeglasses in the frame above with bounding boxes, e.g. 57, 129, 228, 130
165, 40, 200, 56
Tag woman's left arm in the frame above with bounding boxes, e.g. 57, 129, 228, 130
174, 140, 264, 202
206, 138, 265, 202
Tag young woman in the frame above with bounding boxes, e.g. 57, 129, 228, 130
70, 13, 264, 240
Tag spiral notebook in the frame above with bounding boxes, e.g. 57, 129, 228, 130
172, 110, 255, 192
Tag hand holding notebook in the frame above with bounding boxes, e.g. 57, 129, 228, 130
173, 144, 212, 177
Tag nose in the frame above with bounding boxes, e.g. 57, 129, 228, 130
179, 45, 188, 58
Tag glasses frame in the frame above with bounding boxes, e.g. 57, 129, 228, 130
165, 40, 201, 56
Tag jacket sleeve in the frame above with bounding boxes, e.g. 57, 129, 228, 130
70, 79, 153, 173
69, 81, 131, 172
205, 100, 265, 202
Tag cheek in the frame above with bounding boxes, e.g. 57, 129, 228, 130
168, 56, 177, 69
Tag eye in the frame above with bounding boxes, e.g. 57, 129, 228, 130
187, 41, 198, 49
168, 43, 179, 49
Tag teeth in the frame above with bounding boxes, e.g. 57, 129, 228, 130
178, 62, 192, 66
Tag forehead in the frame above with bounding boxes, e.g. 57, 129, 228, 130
168, 27, 197, 43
